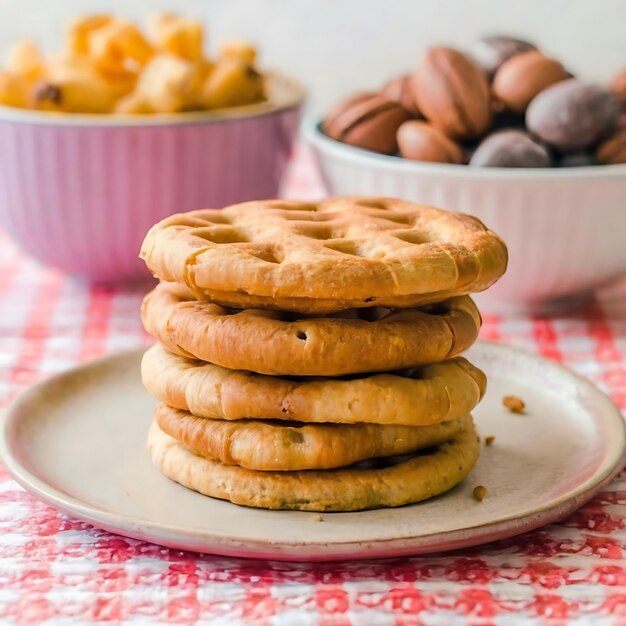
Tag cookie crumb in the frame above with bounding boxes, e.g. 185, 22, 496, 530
485, 435, 495, 446
311, 514, 324, 522
503, 395, 525, 413
473, 485, 488, 502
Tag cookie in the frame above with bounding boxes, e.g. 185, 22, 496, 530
141, 283, 481, 376
148, 416, 480, 511
142, 344, 486, 425
156, 403, 472, 471
139, 197, 508, 314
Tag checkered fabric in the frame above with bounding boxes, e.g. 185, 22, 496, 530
0, 147, 625, 625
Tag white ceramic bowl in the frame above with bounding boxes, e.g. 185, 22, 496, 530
306, 122, 626, 310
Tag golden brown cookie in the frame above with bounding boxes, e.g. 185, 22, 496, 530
142, 344, 486, 425
141, 283, 481, 376
148, 416, 480, 511
139, 197, 508, 314
156, 403, 471, 471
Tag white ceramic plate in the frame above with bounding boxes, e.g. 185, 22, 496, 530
1, 342, 624, 562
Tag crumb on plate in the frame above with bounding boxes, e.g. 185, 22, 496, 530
473, 485, 488, 502
485, 435, 495, 446
503, 395, 525, 413
311, 514, 324, 522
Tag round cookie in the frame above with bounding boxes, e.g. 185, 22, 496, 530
142, 344, 486, 425
156, 403, 472, 471
141, 283, 482, 376
147, 417, 480, 511
139, 197, 508, 314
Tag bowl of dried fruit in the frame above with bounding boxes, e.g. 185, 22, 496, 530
307, 36, 626, 310
0, 13, 304, 282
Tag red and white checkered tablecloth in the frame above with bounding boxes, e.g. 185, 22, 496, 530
1, 148, 625, 625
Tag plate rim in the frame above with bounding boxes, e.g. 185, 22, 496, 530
1, 341, 625, 561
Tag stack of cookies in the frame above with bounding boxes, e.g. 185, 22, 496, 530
139, 197, 507, 512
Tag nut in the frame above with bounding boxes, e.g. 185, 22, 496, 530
382, 74, 421, 116
471, 34, 537, 76
323, 92, 410, 154
610, 68, 626, 105
596, 130, 626, 164
414, 47, 492, 139
470, 129, 550, 167
493, 51, 569, 113
397, 120, 465, 163
503, 395, 525, 413
526, 79, 621, 150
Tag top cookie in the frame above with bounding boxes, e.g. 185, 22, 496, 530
140, 197, 507, 313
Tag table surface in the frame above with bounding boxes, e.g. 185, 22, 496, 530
0, 149, 625, 625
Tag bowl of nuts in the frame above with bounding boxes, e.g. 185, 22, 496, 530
307, 36, 626, 309
0, 13, 304, 282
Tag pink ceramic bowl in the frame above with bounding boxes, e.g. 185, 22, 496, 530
0, 74, 303, 283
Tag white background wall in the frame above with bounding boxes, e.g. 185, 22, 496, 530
0, 0, 624, 114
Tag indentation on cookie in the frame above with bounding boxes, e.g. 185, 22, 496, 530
193, 226, 248, 244
292, 222, 340, 240
269, 201, 318, 212
279, 210, 320, 222
296, 330, 308, 341
356, 199, 389, 210
243, 244, 284, 264
194, 211, 231, 224
323, 240, 361, 256
394, 230, 430, 244
377, 213, 413, 225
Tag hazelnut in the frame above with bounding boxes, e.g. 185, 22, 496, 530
323, 92, 411, 154
493, 51, 569, 113
414, 47, 492, 139
397, 120, 465, 163
596, 130, 626, 164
